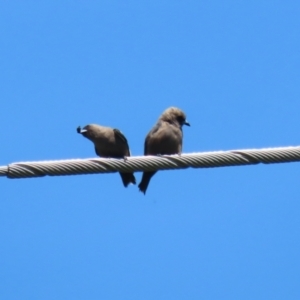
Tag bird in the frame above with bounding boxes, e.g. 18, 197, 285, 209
138, 107, 190, 194
77, 124, 136, 187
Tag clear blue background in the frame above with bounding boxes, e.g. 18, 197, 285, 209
1, 1, 300, 299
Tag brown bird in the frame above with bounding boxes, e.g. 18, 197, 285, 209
77, 124, 136, 187
138, 107, 190, 194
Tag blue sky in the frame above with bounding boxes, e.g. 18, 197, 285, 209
1, 1, 300, 299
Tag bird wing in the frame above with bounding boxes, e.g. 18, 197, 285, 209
113, 128, 131, 157
144, 121, 162, 155
144, 135, 149, 155
94, 146, 100, 156
113, 129, 128, 144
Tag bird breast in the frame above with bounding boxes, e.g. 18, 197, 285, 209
147, 124, 182, 155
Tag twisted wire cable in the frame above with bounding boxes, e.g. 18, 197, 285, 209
1, 145, 299, 179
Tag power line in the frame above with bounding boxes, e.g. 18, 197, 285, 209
1, 145, 300, 179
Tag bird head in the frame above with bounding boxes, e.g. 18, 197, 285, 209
160, 107, 190, 127
77, 124, 99, 141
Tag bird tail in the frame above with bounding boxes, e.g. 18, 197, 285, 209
120, 172, 136, 187
138, 171, 156, 195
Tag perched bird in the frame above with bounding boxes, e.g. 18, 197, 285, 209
138, 107, 190, 194
77, 124, 136, 187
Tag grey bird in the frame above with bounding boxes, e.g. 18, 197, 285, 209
138, 107, 190, 194
77, 124, 136, 187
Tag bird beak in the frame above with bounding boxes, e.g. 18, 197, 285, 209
77, 126, 87, 134
184, 121, 190, 126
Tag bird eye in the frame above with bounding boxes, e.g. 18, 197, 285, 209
177, 116, 185, 124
